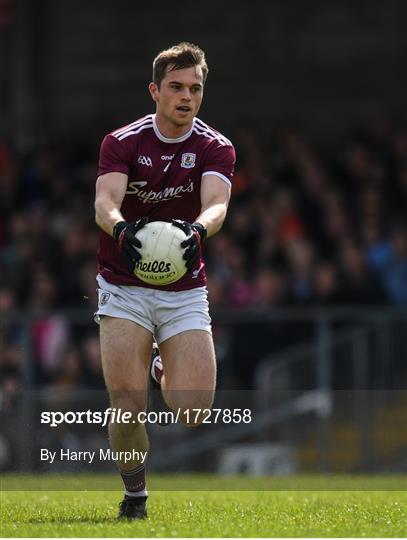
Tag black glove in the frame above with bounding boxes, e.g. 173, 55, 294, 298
171, 219, 207, 271
113, 217, 148, 273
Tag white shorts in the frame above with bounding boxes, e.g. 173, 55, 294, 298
94, 275, 212, 344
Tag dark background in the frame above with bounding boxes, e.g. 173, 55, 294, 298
2, 0, 406, 144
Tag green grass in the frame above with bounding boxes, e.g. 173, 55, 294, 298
1, 475, 406, 537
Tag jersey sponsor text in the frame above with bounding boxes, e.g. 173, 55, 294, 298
126, 179, 194, 203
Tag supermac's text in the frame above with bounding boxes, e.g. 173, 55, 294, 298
40, 408, 253, 427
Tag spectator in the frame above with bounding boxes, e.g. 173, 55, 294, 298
338, 240, 388, 305
381, 223, 407, 305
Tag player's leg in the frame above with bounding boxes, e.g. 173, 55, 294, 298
99, 316, 152, 518
152, 286, 215, 425
150, 339, 163, 384
158, 329, 216, 425
148, 339, 172, 425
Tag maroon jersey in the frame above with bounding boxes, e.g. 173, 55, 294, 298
97, 114, 235, 291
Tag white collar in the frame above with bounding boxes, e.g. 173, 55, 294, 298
152, 114, 195, 143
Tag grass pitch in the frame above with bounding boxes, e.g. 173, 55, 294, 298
1, 474, 406, 537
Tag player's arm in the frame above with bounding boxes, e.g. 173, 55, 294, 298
95, 172, 147, 271
95, 172, 128, 237
172, 174, 231, 270
195, 173, 231, 238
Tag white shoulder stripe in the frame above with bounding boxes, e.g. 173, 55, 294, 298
202, 171, 232, 187
193, 123, 232, 146
112, 115, 153, 138
112, 116, 153, 138
193, 126, 229, 146
112, 114, 152, 135
117, 123, 154, 141
194, 118, 233, 146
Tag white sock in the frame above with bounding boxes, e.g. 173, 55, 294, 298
125, 489, 148, 498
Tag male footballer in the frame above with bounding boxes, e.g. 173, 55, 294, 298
94, 42, 235, 519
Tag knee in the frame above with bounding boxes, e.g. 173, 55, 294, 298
108, 391, 147, 426
169, 391, 215, 427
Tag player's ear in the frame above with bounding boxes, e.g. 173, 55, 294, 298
149, 82, 159, 102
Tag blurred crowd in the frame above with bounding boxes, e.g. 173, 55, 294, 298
209, 122, 407, 308
1, 119, 406, 389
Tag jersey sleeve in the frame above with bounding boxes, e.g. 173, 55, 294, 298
97, 134, 131, 177
202, 142, 236, 187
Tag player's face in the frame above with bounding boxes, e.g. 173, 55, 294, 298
149, 65, 204, 133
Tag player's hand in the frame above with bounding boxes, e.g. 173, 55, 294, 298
171, 219, 207, 271
113, 217, 148, 272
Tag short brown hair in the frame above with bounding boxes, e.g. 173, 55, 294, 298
152, 42, 208, 88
